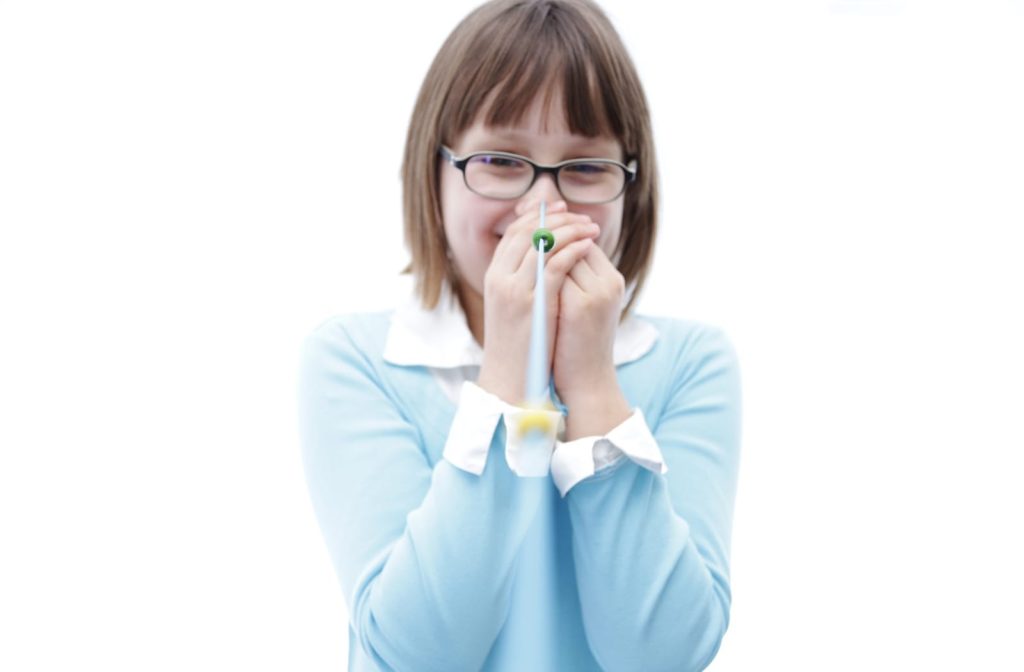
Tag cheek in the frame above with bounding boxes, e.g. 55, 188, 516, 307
439, 171, 462, 232
440, 173, 507, 236
591, 204, 624, 254
439, 202, 504, 279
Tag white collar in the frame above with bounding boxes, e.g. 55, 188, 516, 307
383, 277, 659, 369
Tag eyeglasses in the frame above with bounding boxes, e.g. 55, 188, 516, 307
439, 145, 637, 205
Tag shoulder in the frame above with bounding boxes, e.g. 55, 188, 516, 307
626, 315, 742, 431
624, 314, 741, 409
632, 314, 739, 371
302, 311, 393, 353
299, 311, 396, 377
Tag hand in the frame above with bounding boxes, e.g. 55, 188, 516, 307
476, 200, 600, 404
551, 241, 627, 407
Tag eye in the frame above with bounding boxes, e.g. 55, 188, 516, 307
563, 162, 612, 175
476, 154, 526, 169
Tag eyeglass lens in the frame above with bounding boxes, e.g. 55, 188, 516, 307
464, 154, 625, 203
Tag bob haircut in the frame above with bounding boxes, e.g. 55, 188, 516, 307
401, 0, 658, 319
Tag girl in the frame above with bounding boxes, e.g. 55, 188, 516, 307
298, 1, 741, 670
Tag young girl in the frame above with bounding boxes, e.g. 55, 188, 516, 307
298, 1, 741, 670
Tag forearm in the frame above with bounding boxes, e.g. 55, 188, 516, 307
567, 461, 730, 672
300, 324, 549, 672
351, 453, 547, 672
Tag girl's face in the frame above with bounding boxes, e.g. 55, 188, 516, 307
439, 92, 625, 304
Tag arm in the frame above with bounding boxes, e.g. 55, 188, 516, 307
298, 319, 547, 672
563, 326, 742, 672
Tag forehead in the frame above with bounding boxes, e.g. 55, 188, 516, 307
441, 47, 624, 145
472, 88, 570, 136
457, 88, 622, 157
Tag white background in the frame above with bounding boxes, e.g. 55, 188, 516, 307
2, 0, 1022, 669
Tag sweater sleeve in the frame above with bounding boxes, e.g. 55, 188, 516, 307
565, 325, 742, 672
297, 319, 547, 672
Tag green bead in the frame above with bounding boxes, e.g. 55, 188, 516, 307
532, 229, 555, 253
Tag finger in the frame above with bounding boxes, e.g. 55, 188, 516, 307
580, 240, 618, 273
511, 221, 600, 278
539, 238, 594, 291
585, 243, 626, 296
491, 210, 589, 277
569, 241, 617, 287
490, 230, 536, 276
567, 252, 601, 292
569, 243, 625, 296
559, 273, 583, 301
504, 201, 594, 237
502, 211, 593, 248
542, 210, 593, 232
490, 215, 555, 275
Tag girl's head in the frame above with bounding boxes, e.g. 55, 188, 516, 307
401, 0, 657, 317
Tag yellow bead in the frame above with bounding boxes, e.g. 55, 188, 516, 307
518, 410, 554, 437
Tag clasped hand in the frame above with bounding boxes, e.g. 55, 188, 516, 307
476, 200, 625, 409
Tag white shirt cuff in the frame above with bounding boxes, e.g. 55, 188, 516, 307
442, 381, 564, 478
549, 408, 667, 497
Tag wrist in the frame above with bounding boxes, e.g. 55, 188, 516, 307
557, 365, 619, 406
560, 373, 632, 440
476, 365, 523, 405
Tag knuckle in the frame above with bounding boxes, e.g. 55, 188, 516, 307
508, 220, 532, 236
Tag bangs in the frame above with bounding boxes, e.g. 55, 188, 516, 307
439, 1, 639, 150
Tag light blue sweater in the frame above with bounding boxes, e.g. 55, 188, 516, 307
298, 311, 742, 671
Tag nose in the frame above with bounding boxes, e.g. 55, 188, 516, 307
518, 172, 562, 212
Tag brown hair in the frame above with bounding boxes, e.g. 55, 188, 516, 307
400, 0, 657, 318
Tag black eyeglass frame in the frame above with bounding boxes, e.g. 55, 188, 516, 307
438, 145, 637, 205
